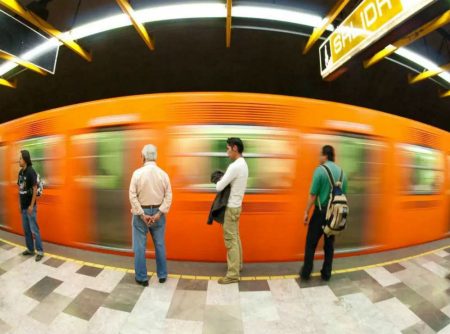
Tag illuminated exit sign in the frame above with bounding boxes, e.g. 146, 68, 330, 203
319, 0, 436, 79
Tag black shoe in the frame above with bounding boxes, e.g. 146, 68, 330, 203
300, 274, 311, 281
22, 249, 35, 256
300, 266, 311, 281
159, 278, 167, 284
300, 268, 310, 281
35, 254, 44, 262
135, 278, 149, 287
320, 271, 331, 282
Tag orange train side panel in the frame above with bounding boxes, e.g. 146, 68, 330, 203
0, 93, 448, 262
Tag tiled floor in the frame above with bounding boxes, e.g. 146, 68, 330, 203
2, 229, 449, 278
0, 240, 449, 333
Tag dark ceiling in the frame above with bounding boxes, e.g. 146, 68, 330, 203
19, 0, 447, 65
0, 0, 449, 130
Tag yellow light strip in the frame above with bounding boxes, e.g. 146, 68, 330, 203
0, 77, 15, 88
0, 0, 91, 61
0, 51, 47, 75
409, 62, 450, 84
303, 0, 349, 55
115, 0, 154, 51
226, 0, 232, 48
364, 10, 450, 68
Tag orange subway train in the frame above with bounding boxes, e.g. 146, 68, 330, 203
0, 92, 449, 262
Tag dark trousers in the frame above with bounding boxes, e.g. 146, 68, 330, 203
301, 207, 335, 279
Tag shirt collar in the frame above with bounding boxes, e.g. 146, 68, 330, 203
144, 161, 156, 166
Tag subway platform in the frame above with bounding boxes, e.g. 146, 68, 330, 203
0, 230, 449, 334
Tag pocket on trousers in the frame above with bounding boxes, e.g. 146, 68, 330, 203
230, 209, 241, 222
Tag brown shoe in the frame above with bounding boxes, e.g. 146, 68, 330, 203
218, 277, 239, 284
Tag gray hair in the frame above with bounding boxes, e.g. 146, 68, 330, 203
141, 144, 157, 162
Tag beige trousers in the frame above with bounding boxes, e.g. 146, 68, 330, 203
223, 207, 243, 279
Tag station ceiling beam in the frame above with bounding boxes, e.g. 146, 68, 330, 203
226, 0, 232, 48
0, 51, 47, 75
409, 62, 450, 84
115, 0, 154, 51
440, 90, 450, 98
303, 0, 349, 55
0, 77, 15, 88
364, 10, 450, 68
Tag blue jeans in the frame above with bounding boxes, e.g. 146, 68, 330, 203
21, 206, 43, 254
132, 207, 167, 281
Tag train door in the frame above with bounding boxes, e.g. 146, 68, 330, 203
302, 133, 386, 251
9, 136, 65, 242
70, 128, 159, 251
168, 125, 299, 261
395, 144, 445, 245
0, 145, 6, 229
94, 131, 127, 248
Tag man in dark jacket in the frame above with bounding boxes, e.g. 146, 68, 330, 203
207, 170, 231, 224
18, 150, 44, 261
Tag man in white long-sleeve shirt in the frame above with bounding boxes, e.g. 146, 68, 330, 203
129, 144, 172, 286
216, 138, 248, 284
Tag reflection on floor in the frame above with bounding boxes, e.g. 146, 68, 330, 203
0, 239, 449, 334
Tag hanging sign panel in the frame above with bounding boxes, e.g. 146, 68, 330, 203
0, 9, 59, 74
319, 0, 436, 79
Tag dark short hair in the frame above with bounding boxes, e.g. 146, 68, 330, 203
227, 137, 244, 154
322, 145, 335, 162
21, 150, 33, 166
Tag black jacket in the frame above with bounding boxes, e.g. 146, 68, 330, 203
207, 170, 231, 225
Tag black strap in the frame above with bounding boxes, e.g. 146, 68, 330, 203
320, 164, 335, 188
321, 164, 344, 189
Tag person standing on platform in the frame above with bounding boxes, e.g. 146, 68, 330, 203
300, 145, 347, 281
215, 138, 248, 284
18, 150, 44, 262
129, 144, 172, 287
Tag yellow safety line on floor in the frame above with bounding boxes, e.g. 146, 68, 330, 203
0, 237, 448, 281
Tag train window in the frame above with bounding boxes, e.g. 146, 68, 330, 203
70, 132, 124, 189
399, 144, 444, 195
14, 136, 64, 186
169, 125, 297, 192
302, 134, 385, 194
95, 132, 124, 189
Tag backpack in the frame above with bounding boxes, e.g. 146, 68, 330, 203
36, 173, 44, 197
319, 165, 349, 236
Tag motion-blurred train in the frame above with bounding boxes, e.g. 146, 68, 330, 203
0, 93, 448, 262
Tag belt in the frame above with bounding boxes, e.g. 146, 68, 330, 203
141, 204, 160, 209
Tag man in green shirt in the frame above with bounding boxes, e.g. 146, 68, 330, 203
300, 145, 347, 281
